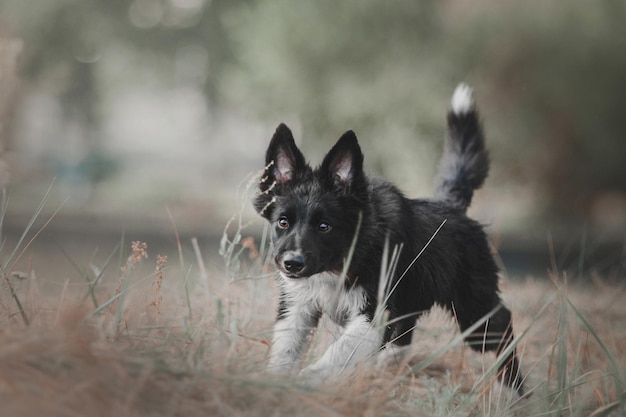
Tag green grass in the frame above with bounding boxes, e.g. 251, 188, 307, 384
0, 195, 625, 416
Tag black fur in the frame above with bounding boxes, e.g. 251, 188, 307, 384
254, 88, 524, 395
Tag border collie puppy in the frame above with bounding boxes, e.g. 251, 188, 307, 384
254, 84, 524, 395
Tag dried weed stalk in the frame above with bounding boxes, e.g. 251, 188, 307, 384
152, 254, 167, 326
105, 241, 148, 318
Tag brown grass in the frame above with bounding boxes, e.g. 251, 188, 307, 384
0, 238, 624, 416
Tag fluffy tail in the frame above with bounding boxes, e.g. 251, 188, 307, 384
434, 83, 490, 212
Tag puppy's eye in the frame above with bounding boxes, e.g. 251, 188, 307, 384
318, 222, 332, 233
277, 217, 290, 229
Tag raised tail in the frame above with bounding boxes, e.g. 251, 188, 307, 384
434, 83, 490, 212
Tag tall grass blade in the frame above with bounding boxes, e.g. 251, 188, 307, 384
63, 242, 121, 309
182, 264, 194, 322
117, 231, 126, 274
564, 292, 625, 391
59, 243, 120, 308
0, 187, 7, 244
555, 291, 569, 412
1, 181, 66, 326
85, 242, 122, 307
191, 237, 209, 294
259, 221, 271, 267
388, 219, 447, 302
410, 303, 501, 376
113, 266, 133, 336
475, 292, 556, 399
1, 180, 60, 277
6, 277, 29, 326
59, 245, 95, 306
339, 212, 362, 282
589, 397, 626, 417
91, 272, 154, 316
341, 219, 443, 372
166, 205, 186, 280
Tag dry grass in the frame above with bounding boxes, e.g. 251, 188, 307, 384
1, 227, 625, 416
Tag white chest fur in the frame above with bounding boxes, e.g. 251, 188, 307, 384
279, 272, 368, 325
269, 272, 381, 381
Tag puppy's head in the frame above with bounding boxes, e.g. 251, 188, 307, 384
254, 124, 367, 278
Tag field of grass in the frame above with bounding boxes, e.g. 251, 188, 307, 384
1, 196, 625, 416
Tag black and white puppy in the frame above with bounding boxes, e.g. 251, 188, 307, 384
254, 84, 524, 395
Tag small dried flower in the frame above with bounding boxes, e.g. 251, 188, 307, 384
131, 241, 148, 264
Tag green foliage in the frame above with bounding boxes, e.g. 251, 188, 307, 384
1, 0, 625, 223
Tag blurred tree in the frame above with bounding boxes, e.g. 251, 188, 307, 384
456, 1, 626, 222
220, 0, 445, 176
0, 0, 624, 229
0, 0, 243, 187
221, 0, 626, 227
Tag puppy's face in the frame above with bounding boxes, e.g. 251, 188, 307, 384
254, 124, 366, 279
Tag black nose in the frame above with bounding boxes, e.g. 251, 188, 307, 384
283, 253, 305, 274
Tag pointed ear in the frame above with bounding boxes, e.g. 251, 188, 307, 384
320, 130, 364, 188
261, 124, 306, 191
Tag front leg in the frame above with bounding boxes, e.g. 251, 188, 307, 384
300, 313, 382, 383
268, 297, 321, 373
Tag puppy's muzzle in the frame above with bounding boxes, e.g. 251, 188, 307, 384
278, 251, 310, 277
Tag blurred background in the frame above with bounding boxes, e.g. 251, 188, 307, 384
0, 0, 624, 280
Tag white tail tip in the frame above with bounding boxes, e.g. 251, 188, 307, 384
451, 83, 475, 115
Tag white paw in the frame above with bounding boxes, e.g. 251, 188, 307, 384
298, 363, 331, 386
451, 83, 475, 115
